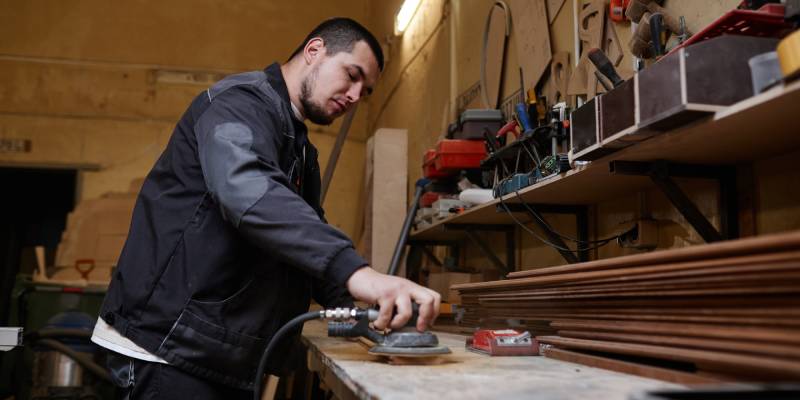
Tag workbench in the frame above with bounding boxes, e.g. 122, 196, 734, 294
302, 321, 679, 400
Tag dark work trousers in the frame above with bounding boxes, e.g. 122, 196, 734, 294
105, 350, 253, 400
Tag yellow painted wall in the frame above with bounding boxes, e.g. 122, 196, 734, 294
0, 0, 373, 238
4, 0, 799, 272
365, 0, 800, 274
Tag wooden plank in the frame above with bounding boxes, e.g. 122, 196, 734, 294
463, 233, 800, 288
458, 256, 800, 293
548, 320, 800, 344
473, 295, 800, 309
479, 258, 800, 294
542, 347, 722, 385
478, 285, 800, 301
491, 312, 800, 327
482, 306, 800, 318
538, 336, 800, 379
556, 330, 800, 359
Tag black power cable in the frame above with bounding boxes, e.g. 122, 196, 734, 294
253, 311, 321, 400
510, 188, 631, 246
494, 175, 629, 253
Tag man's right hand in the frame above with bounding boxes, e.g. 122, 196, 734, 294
346, 267, 441, 332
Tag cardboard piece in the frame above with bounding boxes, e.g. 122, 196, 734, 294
508, 0, 552, 89
369, 129, 408, 274
482, 3, 510, 108
545, 51, 573, 106
567, 0, 606, 99
547, 0, 568, 23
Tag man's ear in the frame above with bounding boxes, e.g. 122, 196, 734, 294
304, 38, 325, 65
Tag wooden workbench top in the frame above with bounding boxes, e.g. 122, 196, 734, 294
301, 321, 680, 400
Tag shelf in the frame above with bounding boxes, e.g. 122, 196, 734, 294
410, 79, 800, 242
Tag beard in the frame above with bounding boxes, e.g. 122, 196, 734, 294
300, 65, 335, 126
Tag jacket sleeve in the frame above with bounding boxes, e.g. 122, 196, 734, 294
312, 277, 355, 309
194, 86, 367, 286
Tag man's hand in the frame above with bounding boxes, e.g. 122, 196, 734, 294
346, 267, 441, 332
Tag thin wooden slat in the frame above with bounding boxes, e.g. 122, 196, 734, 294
478, 306, 800, 317
477, 268, 800, 298
475, 295, 800, 309
477, 285, 800, 301
542, 347, 722, 385
455, 251, 800, 292
556, 330, 800, 360
506, 230, 800, 280
485, 313, 800, 327
538, 336, 800, 379
548, 320, 800, 345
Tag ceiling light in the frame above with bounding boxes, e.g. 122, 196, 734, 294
395, 0, 422, 35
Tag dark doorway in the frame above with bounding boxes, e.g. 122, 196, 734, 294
0, 167, 77, 324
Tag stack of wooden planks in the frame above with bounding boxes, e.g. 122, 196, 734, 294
452, 231, 800, 384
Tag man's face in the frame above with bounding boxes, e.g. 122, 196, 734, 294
300, 40, 380, 125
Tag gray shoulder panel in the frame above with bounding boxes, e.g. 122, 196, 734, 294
199, 122, 269, 227
206, 70, 295, 139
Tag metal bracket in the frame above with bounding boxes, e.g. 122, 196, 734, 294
441, 224, 516, 274
496, 203, 589, 263
610, 160, 738, 243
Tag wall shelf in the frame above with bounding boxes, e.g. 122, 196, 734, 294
411, 79, 800, 242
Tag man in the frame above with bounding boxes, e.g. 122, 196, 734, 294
92, 17, 440, 399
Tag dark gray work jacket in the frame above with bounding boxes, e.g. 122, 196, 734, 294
98, 64, 366, 390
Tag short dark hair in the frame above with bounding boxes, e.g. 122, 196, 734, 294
289, 17, 384, 71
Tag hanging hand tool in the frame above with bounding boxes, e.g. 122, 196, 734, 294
650, 12, 666, 58
494, 119, 519, 147
626, 0, 688, 37
588, 48, 625, 88
629, 11, 656, 59
610, 0, 632, 22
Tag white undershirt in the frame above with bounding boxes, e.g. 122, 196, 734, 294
290, 101, 304, 121
91, 318, 168, 364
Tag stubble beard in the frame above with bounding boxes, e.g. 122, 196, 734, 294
300, 65, 335, 126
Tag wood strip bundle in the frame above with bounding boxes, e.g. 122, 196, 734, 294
452, 230, 800, 383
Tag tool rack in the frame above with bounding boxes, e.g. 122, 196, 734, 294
409, 79, 800, 266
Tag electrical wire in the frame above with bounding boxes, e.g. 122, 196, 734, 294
494, 175, 628, 253
510, 189, 631, 245
253, 311, 322, 400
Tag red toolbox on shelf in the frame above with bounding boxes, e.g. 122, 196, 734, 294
434, 139, 487, 172
423, 149, 451, 179
420, 191, 442, 208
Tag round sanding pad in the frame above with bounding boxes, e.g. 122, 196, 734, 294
368, 345, 451, 357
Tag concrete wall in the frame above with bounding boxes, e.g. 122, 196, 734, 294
0, 0, 373, 238
365, 0, 800, 273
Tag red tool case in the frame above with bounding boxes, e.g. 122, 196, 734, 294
422, 149, 451, 179
420, 191, 442, 208
434, 139, 487, 172
466, 329, 539, 356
